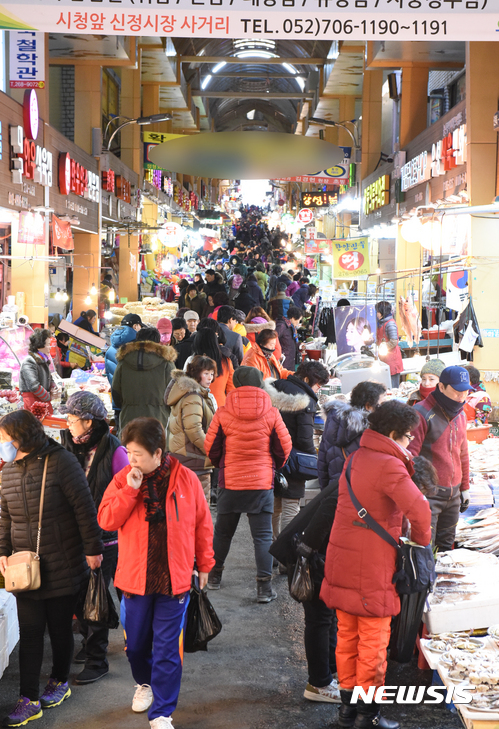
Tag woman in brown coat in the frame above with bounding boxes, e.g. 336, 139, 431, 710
165, 356, 217, 499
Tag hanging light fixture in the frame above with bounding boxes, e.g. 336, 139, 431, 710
400, 216, 423, 243
55, 288, 61, 301
85, 293, 91, 305
90, 283, 97, 295
108, 289, 115, 302
62, 290, 69, 302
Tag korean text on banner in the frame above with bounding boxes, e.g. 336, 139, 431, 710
9, 32, 45, 90
332, 237, 370, 279
51, 215, 74, 251
304, 239, 333, 256
0, 1, 497, 42
18, 211, 45, 247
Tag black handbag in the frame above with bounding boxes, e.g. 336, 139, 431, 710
184, 574, 222, 653
282, 448, 318, 480
344, 458, 435, 596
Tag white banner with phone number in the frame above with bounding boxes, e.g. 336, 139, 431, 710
0, 1, 498, 40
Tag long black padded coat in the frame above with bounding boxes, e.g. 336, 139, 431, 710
0, 438, 103, 600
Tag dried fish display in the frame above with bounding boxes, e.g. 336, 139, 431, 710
456, 508, 499, 556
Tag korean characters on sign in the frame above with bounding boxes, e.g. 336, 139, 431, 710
59, 152, 100, 202
9, 32, 45, 90
431, 124, 467, 176
297, 208, 314, 225
10, 125, 52, 188
363, 175, 390, 215
332, 238, 370, 279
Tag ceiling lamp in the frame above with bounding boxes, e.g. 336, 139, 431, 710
213, 62, 227, 73
282, 63, 297, 74
62, 290, 69, 302
85, 293, 92, 305
55, 288, 62, 301
247, 110, 256, 120
233, 38, 276, 51
90, 283, 97, 295
419, 219, 442, 254
400, 216, 423, 243
378, 341, 388, 357
201, 74, 212, 90
234, 50, 278, 59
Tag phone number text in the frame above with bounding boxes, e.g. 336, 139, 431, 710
241, 16, 447, 33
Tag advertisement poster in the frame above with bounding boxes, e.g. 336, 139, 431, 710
332, 237, 370, 279
335, 305, 376, 357
9, 31, 45, 89
304, 239, 332, 256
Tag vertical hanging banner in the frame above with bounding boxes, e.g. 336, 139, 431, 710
51, 215, 74, 251
446, 270, 469, 313
9, 31, 45, 89
0, 1, 497, 41
332, 237, 370, 279
18, 211, 45, 246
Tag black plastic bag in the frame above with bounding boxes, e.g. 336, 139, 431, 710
184, 575, 222, 653
289, 556, 314, 603
389, 591, 427, 663
83, 569, 120, 629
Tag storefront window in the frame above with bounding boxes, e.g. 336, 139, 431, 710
450, 73, 466, 109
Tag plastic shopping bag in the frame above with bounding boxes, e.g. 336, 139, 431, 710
289, 556, 314, 603
184, 574, 222, 653
83, 569, 120, 629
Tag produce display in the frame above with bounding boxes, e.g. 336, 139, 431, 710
109, 298, 178, 328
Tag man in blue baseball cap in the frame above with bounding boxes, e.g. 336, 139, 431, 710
408, 365, 470, 550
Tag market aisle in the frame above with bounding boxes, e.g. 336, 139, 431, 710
0, 517, 461, 729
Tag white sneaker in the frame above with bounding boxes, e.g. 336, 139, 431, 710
303, 678, 341, 704
150, 717, 174, 729
132, 684, 153, 713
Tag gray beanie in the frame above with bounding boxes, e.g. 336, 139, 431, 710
61, 391, 108, 420
232, 366, 264, 390
421, 359, 446, 377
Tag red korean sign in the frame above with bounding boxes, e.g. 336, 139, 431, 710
297, 208, 314, 225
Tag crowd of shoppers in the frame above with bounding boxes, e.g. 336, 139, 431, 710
0, 205, 476, 729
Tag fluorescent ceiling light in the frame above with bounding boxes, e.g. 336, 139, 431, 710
296, 77, 305, 91
282, 63, 297, 74
201, 74, 212, 90
233, 39, 276, 49
234, 50, 278, 59
213, 62, 227, 73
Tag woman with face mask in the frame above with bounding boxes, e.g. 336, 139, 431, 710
97, 417, 214, 729
0, 410, 103, 728
407, 359, 445, 406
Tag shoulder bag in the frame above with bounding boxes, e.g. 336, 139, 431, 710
282, 448, 318, 480
4, 456, 49, 593
344, 456, 435, 595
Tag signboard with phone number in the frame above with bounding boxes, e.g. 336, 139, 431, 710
0, 1, 497, 41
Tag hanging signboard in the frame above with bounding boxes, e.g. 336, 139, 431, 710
446, 269, 469, 314
9, 31, 45, 89
331, 237, 370, 279
297, 208, 314, 225
301, 191, 339, 208
304, 239, 332, 256
0, 1, 496, 41
18, 211, 44, 246
51, 215, 74, 250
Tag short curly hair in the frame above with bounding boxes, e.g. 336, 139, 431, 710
368, 400, 419, 440
295, 360, 330, 388
186, 354, 217, 381
29, 328, 52, 354
350, 381, 387, 410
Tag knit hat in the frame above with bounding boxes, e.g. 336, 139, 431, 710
251, 317, 268, 324
61, 391, 108, 421
184, 310, 200, 321
421, 359, 446, 377
233, 366, 264, 390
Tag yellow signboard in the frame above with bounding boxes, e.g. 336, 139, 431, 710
331, 237, 370, 279
142, 132, 185, 144
363, 175, 390, 215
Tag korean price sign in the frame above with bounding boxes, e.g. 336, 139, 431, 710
331, 237, 370, 279
0, 0, 497, 41
9, 32, 45, 90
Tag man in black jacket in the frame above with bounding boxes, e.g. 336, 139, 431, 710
217, 306, 244, 365
203, 269, 227, 299
275, 305, 303, 370
269, 360, 329, 540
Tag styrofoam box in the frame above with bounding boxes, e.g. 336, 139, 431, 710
423, 596, 499, 634
0, 589, 19, 654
